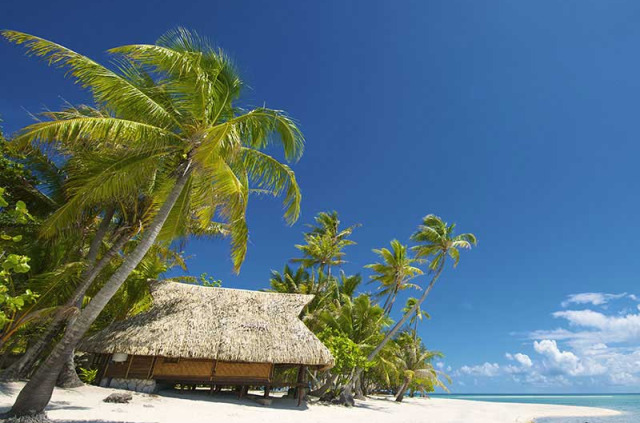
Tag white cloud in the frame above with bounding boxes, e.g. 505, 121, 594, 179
551, 309, 640, 344
506, 352, 533, 367
458, 362, 501, 377
561, 292, 627, 308
533, 340, 585, 376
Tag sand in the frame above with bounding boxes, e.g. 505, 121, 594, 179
0, 382, 620, 423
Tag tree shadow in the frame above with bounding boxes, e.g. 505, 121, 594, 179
48, 421, 156, 423
158, 388, 309, 411
0, 383, 21, 396
46, 400, 92, 411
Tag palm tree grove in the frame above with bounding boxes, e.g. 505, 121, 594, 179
0, 28, 476, 422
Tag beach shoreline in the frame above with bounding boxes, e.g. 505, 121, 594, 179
0, 382, 620, 423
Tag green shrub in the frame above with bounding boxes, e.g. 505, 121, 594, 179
79, 367, 98, 384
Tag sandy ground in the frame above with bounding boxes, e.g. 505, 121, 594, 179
0, 382, 620, 423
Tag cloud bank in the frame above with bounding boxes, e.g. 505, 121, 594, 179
455, 292, 640, 389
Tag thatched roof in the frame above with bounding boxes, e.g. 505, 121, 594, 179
79, 281, 334, 368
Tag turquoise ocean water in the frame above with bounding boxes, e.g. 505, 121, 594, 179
432, 394, 640, 422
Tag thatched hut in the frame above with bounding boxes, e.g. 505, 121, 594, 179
79, 281, 333, 403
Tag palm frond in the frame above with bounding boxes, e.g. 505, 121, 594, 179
13, 116, 181, 153
2, 30, 179, 129
241, 148, 301, 224
42, 148, 175, 236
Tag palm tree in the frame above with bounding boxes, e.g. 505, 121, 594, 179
402, 297, 430, 338
2, 28, 304, 417
349, 215, 476, 394
365, 240, 423, 314
392, 332, 444, 402
268, 264, 312, 294
313, 294, 391, 397
292, 211, 359, 279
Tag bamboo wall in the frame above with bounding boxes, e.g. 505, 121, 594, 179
101, 354, 276, 383
153, 358, 214, 379
214, 362, 271, 379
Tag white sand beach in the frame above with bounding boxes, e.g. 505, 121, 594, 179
0, 382, 620, 423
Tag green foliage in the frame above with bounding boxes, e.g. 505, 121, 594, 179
0, 188, 39, 331
270, 210, 475, 397
174, 272, 222, 288
411, 214, 477, 270
318, 328, 372, 376
78, 367, 98, 384
292, 211, 359, 273
365, 240, 423, 314
269, 264, 311, 294
199, 273, 222, 287
3, 28, 305, 273
402, 297, 430, 333
90, 244, 189, 330
0, 131, 58, 217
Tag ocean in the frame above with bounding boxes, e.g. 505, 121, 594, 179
433, 394, 640, 423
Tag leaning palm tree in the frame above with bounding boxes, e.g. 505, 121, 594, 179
2, 28, 303, 418
365, 240, 423, 314
392, 332, 444, 402
348, 215, 476, 395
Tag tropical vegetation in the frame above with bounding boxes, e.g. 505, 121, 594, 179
0, 28, 303, 418
0, 27, 477, 420
268, 210, 476, 403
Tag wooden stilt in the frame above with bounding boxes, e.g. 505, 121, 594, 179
238, 385, 249, 398
296, 365, 307, 406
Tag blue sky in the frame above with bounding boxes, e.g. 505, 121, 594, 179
3, 1, 640, 393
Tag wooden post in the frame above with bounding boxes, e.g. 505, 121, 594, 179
148, 356, 157, 379
239, 385, 249, 398
296, 365, 307, 406
124, 355, 134, 379
264, 386, 271, 398
101, 354, 111, 382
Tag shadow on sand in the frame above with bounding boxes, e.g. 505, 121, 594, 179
158, 388, 309, 411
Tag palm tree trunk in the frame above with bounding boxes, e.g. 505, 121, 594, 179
85, 206, 115, 266
309, 373, 338, 398
368, 259, 445, 362
1, 231, 130, 381
55, 229, 130, 389
6, 166, 192, 418
382, 294, 391, 313
56, 353, 82, 388
354, 373, 365, 400
395, 377, 410, 402
352, 259, 447, 385
386, 288, 398, 314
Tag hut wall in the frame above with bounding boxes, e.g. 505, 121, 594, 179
104, 355, 131, 378
100, 354, 276, 384
102, 355, 155, 379
128, 356, 155, 379
214, 362, 272, 380
152, 358, 214, 379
